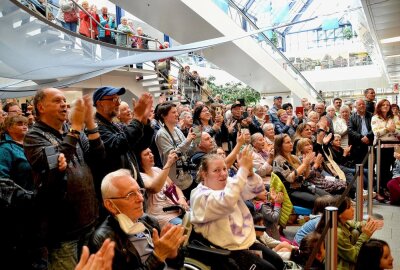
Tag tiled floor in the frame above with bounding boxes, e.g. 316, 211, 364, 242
371, 202, 400, 270
282, 201, 400, 269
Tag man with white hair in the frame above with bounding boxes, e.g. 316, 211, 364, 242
89, 169, 185, 269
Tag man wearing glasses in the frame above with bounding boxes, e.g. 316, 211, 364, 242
93, 86, 154, 216
3, 101, 22, 116
89, 169, 185, 269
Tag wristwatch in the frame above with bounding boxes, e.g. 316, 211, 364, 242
85, 126, 99, 135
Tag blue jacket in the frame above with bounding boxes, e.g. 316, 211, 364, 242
0, 134, 33, 190
98, 14, 116, 38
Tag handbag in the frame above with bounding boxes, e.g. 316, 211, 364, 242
323, 148, 346, 181
64, 10, 78, 23
164, 183, 180, 205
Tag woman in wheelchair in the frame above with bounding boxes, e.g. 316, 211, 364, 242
190, 146, 285, 270
139, 148, 189, 228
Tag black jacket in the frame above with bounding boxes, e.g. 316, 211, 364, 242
89, 215, 174, 270
348, 111, 374, 147
95, 113, 154, 192
24, 121, 104, 243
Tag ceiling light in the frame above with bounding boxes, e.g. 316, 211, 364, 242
386, 54, 400, 58
381, 36, 400, 44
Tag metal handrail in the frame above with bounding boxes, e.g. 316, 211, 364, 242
68, 0, 162, 47
226, 0, 324, 101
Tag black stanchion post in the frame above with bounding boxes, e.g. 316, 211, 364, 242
325, 206, 338, 270
356, 164, 364, 222
368, 146, 374, 217
376, 139, 381, 194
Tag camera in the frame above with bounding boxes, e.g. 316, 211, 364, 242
43, 145, 60, 170
175, 151, 196, 172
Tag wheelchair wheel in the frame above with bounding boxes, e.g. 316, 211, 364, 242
183, 257, 210, 270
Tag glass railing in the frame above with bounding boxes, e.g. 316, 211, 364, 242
220, 0, 323, 101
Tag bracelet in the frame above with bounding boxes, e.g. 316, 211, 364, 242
85, 126, 99, 135
68, 128, 81, 139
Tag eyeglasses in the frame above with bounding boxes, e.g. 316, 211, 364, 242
8, 110, 22, 114
101, 97, 121, 103
107, 188, 145, 201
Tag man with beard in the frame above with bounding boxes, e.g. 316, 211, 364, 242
93, 87, 154, 214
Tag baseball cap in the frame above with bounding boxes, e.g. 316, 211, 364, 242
231, 101, 242, 109
274, 96, 282, 100
93, 86, 126, 106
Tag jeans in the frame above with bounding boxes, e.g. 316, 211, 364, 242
169, 217, 183, 225
48, 228, 93, 270
61, 21, 77, 33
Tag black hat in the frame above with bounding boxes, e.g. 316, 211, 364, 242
93, 86, 126, 106
231, 101, 242, 109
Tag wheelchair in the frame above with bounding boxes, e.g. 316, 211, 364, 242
163, 205, 235, 270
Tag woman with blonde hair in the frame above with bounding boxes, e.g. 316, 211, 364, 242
273, 134, 328, 209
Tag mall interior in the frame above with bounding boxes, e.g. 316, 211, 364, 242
0, 0, 400, 269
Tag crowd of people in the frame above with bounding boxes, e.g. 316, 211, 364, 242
0, 86, 397, 270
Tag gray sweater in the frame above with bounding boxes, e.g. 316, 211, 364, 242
155, 126, 193, 190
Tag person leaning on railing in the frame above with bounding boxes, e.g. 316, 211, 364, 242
79, 1, 99, 39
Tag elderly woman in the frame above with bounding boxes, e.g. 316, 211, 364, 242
307, 111, 320, 125
327, 105, 348, 147
371, 99, 400, 199
78, 1, 99, 39
338, 105, 351, 147
190, 147, 284, 270
274, 109, 296, 137
262, 123, 275, 148
273, 134, 328, 209
116, 16, 134, 47
0, 115, 35, 269
251, 133, 274, 184
252, 104, 268, 130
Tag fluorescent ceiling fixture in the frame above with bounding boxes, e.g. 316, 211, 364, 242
386, 54, 400, 58
381, 36, 400, 44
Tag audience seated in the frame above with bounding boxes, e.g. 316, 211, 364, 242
190, 148, 284, 270
355, 239, 393, 270
293, 195, 335, 245
89, 169, 185, 270
251, 132, 273, 184
296, 138, 347, 194
273, 134, 328, 209
138, 148, 188, 227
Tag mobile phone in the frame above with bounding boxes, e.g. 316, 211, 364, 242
237, 123, 241, 133
295, 106, 304, 116
242, 111, 249, 119
193, 126, 202, 145
43, 145, 60, 170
